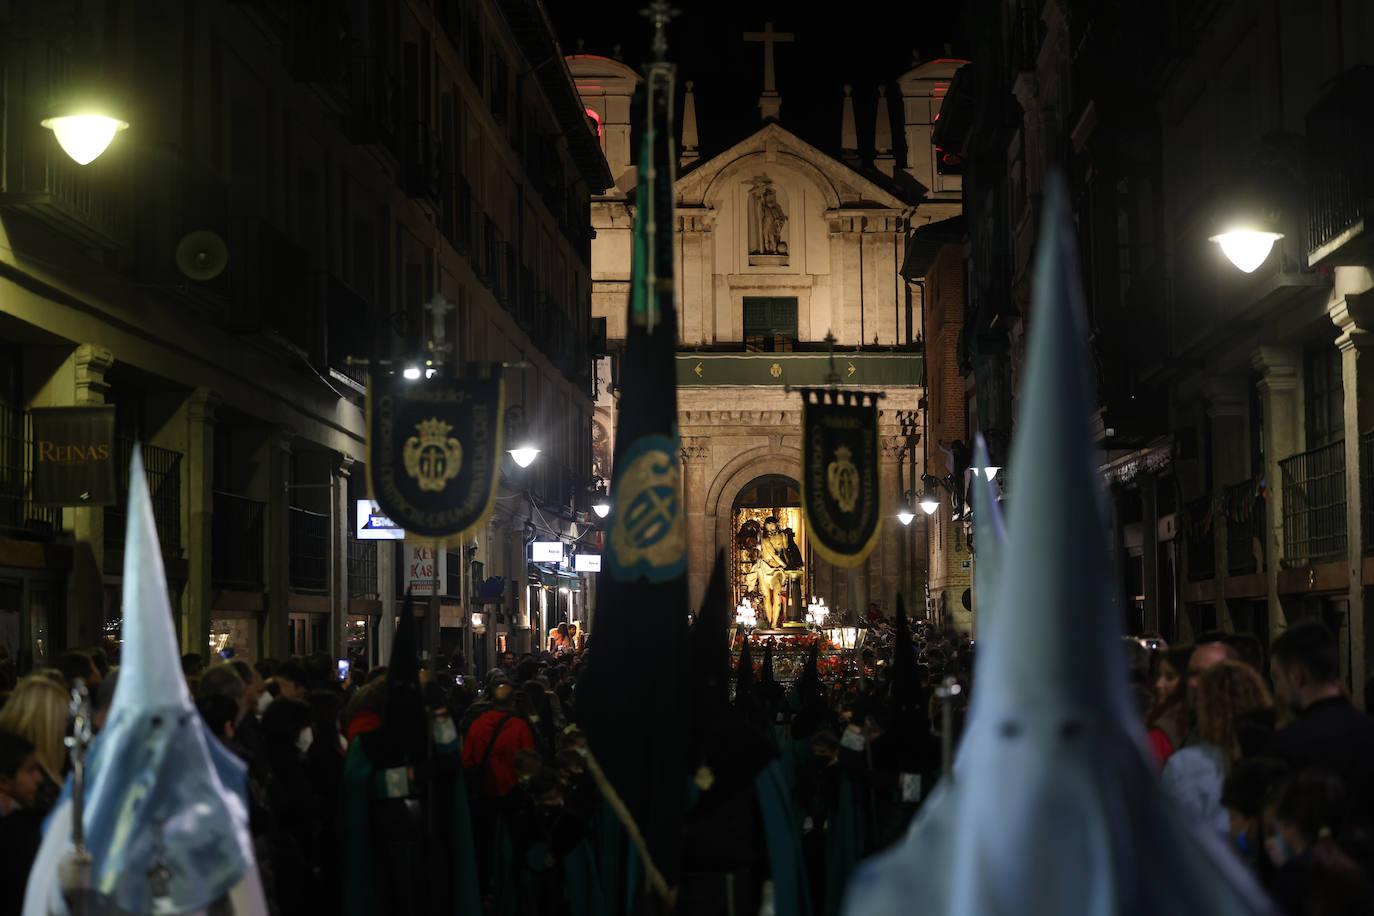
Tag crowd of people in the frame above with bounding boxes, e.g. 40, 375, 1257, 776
0, 610, 1371, 914
1135, 623, 1374, 913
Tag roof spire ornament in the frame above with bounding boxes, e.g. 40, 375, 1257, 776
743, 21, 793, 122
841, 85, 859, 164
681, 80, 699, 167
874, 85, 895, 177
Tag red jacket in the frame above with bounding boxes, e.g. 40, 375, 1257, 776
462, 709, 534, 797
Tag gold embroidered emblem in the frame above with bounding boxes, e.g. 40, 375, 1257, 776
402, 417, 463, 492
769, 362, 782, 378
609, 446, 684, 570
827, 443, 860, 513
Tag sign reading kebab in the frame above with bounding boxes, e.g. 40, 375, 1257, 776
798, 389, 882, 567
367, 368, 504, 542
32, 406, 117, 507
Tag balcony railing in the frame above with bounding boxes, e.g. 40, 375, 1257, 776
105, 439, 183, 559
0, 405, 61, 540
1184, 495, 1216, 582
212, 491, 265, 589
1224, 477, 1266, 576
289, 506, 330, 593
348, 537, 378, 599
1280, 440, 1347, 568
1305, 69, 1374, 262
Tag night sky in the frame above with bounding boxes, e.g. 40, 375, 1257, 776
547, 1, 969, 164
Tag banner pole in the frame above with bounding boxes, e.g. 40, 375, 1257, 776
429, 538, 441, 668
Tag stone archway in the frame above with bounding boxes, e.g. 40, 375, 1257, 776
688, 446, 802, 610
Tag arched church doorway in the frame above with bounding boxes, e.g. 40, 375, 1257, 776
731, 475, 809, 625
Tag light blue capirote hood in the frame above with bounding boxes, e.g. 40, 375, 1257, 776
24, 445, 264, 915
843, 173, 1278, 915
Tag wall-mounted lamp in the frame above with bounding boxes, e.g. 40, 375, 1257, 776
1210, 226, 1285, 273
590, 477, 611, 518
42, 112, 128, 165
505, 406, 540, 468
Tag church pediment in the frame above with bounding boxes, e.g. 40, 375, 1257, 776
675, 123, 914, 211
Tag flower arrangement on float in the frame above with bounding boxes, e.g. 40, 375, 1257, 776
730, 629, 838, 652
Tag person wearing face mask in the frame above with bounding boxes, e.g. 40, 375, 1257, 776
499, 769, 600, 915
340, 594, 482, 916
1219, 757, 1289, 880
1267, 769, 1374, 914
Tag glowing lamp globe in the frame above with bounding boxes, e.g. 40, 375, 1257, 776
592, 500, 611, 519
41, 114, 128, 165
896, 507, 916, 527
919, 495, 940, 516
508, 446, 540, 468
1210, 230, 1284, 274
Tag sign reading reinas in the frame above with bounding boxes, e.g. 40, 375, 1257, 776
366, 369, 504, 542
32, 406, 117, 507
798, 389, 882, 567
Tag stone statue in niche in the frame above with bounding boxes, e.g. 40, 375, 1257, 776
745, 175, 789, 263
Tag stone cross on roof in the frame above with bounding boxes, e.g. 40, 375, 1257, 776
744, 21, 793, 122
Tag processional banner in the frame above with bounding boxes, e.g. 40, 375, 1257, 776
798, 388, 882, 567
366, 367, 504, 543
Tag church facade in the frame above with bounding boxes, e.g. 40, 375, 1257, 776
570, 50, 962, 619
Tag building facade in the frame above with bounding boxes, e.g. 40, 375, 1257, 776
924, 0, 1374, 698
570, 50, 961, 619
0, 0, 608, 673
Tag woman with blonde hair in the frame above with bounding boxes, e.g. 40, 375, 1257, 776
1162, 659, 1273, 840
0, 674, 70, 816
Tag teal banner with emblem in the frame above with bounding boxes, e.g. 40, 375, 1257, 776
799, 389, 882, 567
605, 433, 686, 581
366, 369, 504, 542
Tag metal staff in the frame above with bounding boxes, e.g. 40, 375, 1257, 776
59, 679, 94, 912
934, 675, 962, 781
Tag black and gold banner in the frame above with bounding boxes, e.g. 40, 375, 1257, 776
32, 406, 117, 507
366, 369, 504, 542
799, 389, 882, 567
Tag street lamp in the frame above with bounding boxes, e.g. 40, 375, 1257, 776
919, 491, 940, 515
504, 406, 540, 468
41, 112, 128, 165
1210, 228, 1285, 273
590, 477, 611, 519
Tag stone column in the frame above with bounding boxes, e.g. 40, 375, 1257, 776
262, 427, 294, 660
881, 434, 907, 613
1206, 375, 1253, 632
1332, 291, 1374, 706
69, 345, 113, 649
830, 220, 863, 344
183, 389, 220, 657
332, 453, 355, 664
1252, 346, 1302, 641
680, 436, 709, 611
377, 538, 396, 665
